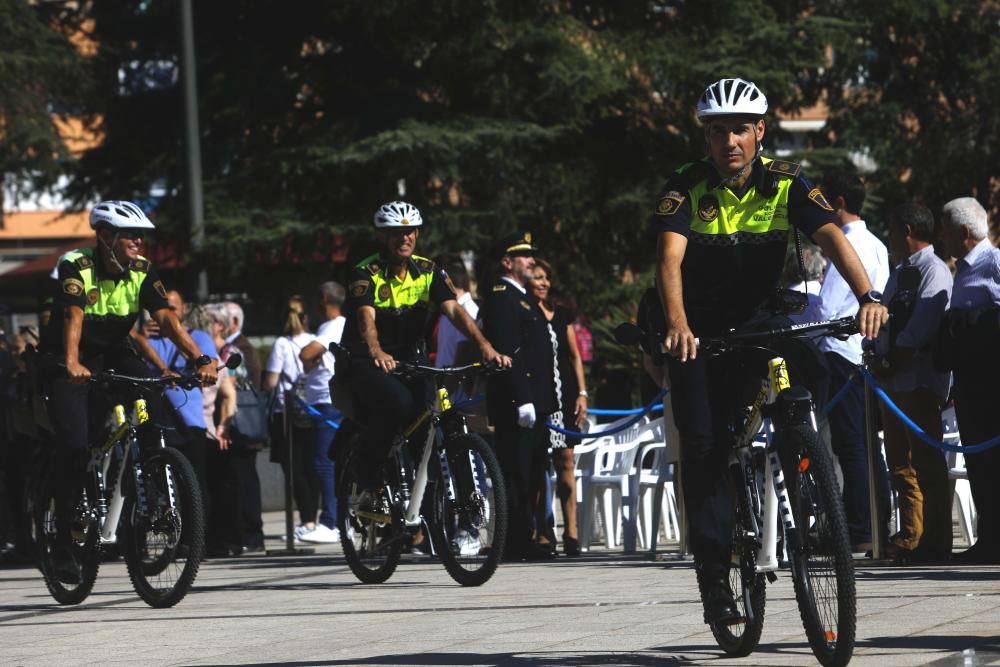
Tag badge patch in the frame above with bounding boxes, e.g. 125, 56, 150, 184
655, 191, 685, 216
152, 280, 167, 299
377, 284, 391, 300
807, 187, 834, 212
697, 195, 719, 222
62, 278, 84, 297
87, 288, 99, 305
349, 280, 369, 298
493, 284, 507, 292
519, 300, 532, 311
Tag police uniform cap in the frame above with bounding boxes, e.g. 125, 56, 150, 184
494, 231, 537, 259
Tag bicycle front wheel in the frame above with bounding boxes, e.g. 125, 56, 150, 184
34, 475, 100, 605
121, 446, 205, 608
430, 434, 507, 587
337, 444, 401, 584
779, 424, 856, 667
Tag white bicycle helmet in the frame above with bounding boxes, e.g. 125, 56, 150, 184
696, 78, 768, 119
89, 200, 156, 231
374, 201, 423, 228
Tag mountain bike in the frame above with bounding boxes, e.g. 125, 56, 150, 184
617, 316, 857, 667
33, 355, 239, 607
331, 346, 507, 587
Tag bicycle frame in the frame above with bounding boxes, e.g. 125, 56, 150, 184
731, 356, 799, 573
86, 398, 154, 544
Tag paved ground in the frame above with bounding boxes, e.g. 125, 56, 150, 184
1, 512, 998, 667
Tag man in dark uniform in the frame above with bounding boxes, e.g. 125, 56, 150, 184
480, 232, 556, 560
650, 79, 888, 624
340, 201, 508, 480
41, 200, 217, 582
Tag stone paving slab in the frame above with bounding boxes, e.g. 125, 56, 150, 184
1, 513, 998, 667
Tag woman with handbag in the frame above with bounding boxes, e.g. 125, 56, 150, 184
263, 297, 321, 541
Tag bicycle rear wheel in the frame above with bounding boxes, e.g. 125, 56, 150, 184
779, 424, 856, 667
430, 434, 507, 586
121, 446, 205, 608
338, 444, 402, 584
34, 476, 100, 605
710, 454, 766, 656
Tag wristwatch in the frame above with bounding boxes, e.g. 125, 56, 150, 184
859, 289, 883, 305
193, 354, 213, 368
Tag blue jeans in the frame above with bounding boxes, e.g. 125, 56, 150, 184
312, 403, 343, 529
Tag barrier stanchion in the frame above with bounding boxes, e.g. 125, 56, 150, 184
266, 390, 314, 556
862, 352, 884, 561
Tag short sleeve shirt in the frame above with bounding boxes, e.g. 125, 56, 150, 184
342, 255, 456, 360
43, 249, 170, 359
647, 158, 834, 335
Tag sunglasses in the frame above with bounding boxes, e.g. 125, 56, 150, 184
117, 231, 145, 241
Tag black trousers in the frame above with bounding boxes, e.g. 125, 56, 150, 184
347, 361, 430, 464
494, 417, 550, 558
43, 350, 166, 542
269, 419, 319, 525
953, 352, 1000, 552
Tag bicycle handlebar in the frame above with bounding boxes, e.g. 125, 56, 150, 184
88, 353, 242, 391
328, 341, 507, 377
696, 316, 858, 352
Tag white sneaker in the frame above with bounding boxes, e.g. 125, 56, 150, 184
294, 524, 316, 540
451, 530, 481, 556
300, 524, 340, 544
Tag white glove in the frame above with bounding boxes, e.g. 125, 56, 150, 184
517, 403, 536, 429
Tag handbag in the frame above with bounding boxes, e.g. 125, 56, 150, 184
231, 385, 270, 447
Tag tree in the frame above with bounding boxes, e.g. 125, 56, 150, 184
71, 0, 844, 315
0, 0, 89, 223
817, 0, 1000, 236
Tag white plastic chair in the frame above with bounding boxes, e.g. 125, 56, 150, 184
635, 429, 681, 550
577, 415, 648, 550
942, 406, 977, 546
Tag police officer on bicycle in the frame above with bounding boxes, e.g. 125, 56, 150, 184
40, 200, 217, 582
339, 201, 509, 483
649, 79, 888, 624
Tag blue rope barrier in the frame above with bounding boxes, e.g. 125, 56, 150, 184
291, 395, 341, 430
859, 367, 1000, 454
589, 404, 664, 416
545, 388, 669, 441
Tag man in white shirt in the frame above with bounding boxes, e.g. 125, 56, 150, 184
816, 173, 892, 553
297, 281, 347, 543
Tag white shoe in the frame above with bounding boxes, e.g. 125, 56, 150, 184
451, 530, 481, 556
293, 524, 316, 540
299, 524, 340, 544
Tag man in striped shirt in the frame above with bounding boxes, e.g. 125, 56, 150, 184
940, 196, 1000, 564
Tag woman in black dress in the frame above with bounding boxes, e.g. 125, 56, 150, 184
529, 259, 588, 556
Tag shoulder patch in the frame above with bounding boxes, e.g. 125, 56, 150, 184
807, 187, 834, 212
519, 300, 532, 311
366, 262, 382, 276
767, 160, 801, 179
655, 191, 685, 217
492, 284, 507, 292
152, 280, 167, 298
349, 280, 370, 298
130, 258, 150, 272
62, 278, 85, 297
74, 255, 93, 270
415, 258, 435, 273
